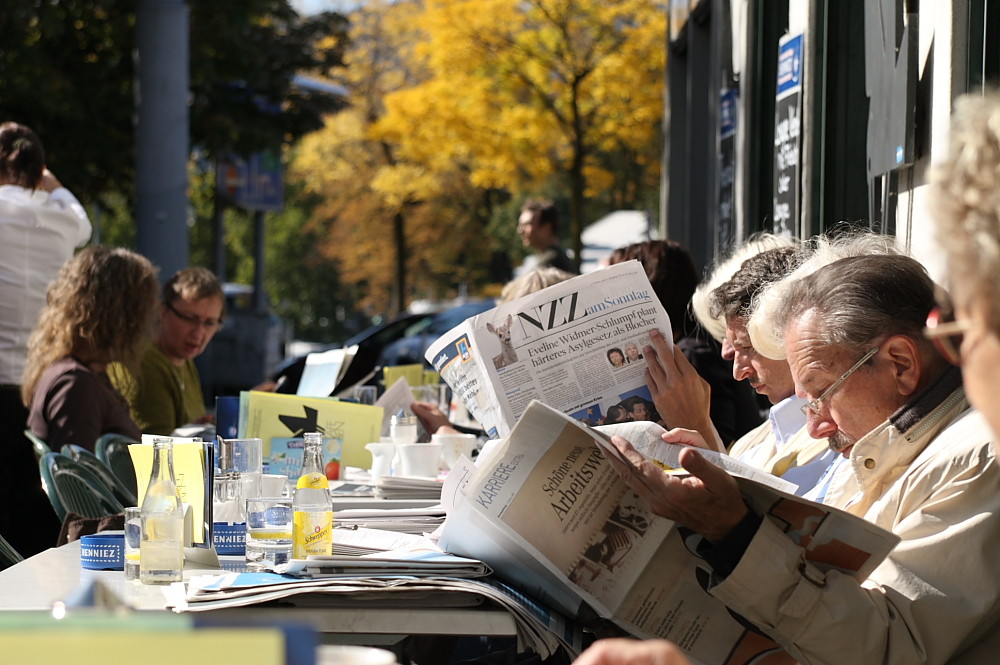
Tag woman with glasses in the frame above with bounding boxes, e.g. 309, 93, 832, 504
110, 267, 224, 436
929, 91, 1000, 452
23, 246, 158, 452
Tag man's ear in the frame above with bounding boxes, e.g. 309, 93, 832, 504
883, 334, 922, 397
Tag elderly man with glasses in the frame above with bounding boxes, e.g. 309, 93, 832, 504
110, 267, 224, 436
597, 253, 1000, 665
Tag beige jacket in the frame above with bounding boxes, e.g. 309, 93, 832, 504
710, 369, 1000, 665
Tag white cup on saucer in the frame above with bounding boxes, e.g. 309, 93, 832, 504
365, 442, 396, 478
261, 473, 288, 496
395, 443, 443, 478
432, 433, 477, 469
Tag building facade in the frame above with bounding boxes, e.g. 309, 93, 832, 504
664, 0, 998, 281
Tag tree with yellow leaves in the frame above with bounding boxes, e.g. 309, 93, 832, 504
291, 0, 496, 315
375, 0, 666, 270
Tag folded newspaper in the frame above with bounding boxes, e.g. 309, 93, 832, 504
426, 261, 672, 439
440, 400, 900, 665
168, 572, 584, 658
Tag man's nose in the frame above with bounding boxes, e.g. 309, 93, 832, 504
732, 355, 753, 382
805, 408, 838, 440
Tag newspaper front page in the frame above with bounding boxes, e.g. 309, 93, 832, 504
426, 261, 671, 439
440, 401, 899, 665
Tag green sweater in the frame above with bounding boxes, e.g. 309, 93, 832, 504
109, 343, 206, 435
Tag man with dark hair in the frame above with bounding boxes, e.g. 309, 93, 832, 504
0, 121, 91, 556
660, 244, 838, 491
611, 239, 764, 448
111, 267, 225, 435
607, 253, 1000, 665
515, 198, 577, 276
699, 245, 839, 490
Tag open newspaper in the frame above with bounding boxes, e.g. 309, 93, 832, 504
425, 261, 672, 439
439, 400, 900, 665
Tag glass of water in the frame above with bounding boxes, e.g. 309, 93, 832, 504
353, 385, 377, 405
245, 497, 293, 570
124, 506, 141, 581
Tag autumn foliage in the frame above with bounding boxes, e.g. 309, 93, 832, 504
290, 0, 665, 315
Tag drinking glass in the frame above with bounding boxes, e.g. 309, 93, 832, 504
245, 497, 294, 570
214, 437, 263, 523
390, 413, 419, 444
353, 385, 377, 405
123, 506, 141, 581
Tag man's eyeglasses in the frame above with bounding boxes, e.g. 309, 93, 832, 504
800, 346, 879, 416
165, 300, 223, 332
924, 306, 972, 365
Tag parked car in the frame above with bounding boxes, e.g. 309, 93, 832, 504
378, 300, 496, 367
272, 310, 430, 396
195, 283, 290, 401
273, 299, 496, 396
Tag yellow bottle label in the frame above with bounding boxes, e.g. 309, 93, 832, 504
296, 471, 329, 490
293, 510, 333, 557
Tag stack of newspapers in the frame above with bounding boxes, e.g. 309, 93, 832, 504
164, 557, 585, 659
334, 506, 446, 536
371, 475, 443, 500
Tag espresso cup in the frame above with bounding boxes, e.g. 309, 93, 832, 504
395, 443, 443, 478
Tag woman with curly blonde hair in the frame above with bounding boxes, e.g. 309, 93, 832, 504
23, 246, 159, 452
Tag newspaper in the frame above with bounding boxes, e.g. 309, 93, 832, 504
425, 261, 672, 439
439, 400, 900, 665
167, 572, 585, 658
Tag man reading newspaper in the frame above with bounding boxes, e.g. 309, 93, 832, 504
588, 255, 1000, 665
426, 261, 675, 439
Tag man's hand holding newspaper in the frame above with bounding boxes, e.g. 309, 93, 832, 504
604, 431, 748, 543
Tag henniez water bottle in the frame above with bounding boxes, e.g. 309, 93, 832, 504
293, 432, 333, 558
140, 438, 185, 584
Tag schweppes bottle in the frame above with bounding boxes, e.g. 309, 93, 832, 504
292, 432, 333, 558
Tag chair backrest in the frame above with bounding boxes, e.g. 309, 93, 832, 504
23, 429, 51, 461
0, 532, 24, 571
38, 453, 126, 523
94, 433, 140, 501
61, 444, 138, 507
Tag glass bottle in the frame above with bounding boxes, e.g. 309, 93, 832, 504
139, 438, 185, 584
390, 410, 418, 444
292, 432, 333, 558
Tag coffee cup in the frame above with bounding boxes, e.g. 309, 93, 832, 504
395, 443, 443, 478
262, 473, 288, 496
432, 433, 477, 469
365, 442, 396, 478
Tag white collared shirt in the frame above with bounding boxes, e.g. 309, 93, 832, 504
0, 185, 91, 384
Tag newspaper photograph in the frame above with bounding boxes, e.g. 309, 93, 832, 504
426, 261, 672, 439
440, 401, 899, 665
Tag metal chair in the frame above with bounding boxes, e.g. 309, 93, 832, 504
38, 453, 125, 523
61, 444, 138, 507
0, 532, 23, 571
94, 433, 140, 501
23, 429, 51, 461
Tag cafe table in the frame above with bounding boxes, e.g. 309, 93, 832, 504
0, 539, 519, 647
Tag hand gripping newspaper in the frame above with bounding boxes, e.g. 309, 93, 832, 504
425, 260, 671, 439
439, 400, 900, 665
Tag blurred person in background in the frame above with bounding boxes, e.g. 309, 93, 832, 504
23, 246, 158, 454
110, 267, 224, 435
412, 266, 576, 437
515, 199, 578, 277
608, 240, 763, 448
499, 265, 575, 304
0, 121, 91, 556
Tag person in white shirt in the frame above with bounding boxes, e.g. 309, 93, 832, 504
0, 122, 91, 556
